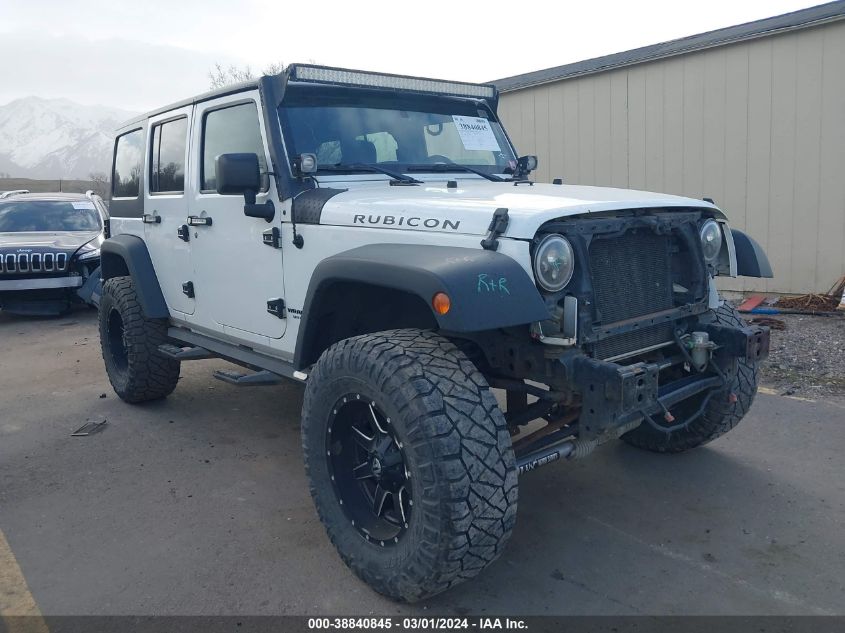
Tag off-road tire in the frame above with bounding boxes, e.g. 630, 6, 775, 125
621, 303, 759, 453
99, 276, 180, 403
302, 329, 518, 602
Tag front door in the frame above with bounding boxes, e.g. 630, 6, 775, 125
188, 93, 286, 339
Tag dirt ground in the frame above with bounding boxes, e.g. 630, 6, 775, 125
749, 313, 845, 398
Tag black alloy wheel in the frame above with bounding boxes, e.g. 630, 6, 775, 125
327, 395, 412, 546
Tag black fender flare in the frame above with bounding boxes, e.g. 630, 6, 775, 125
100, 235, 169, 318
731, 229, 773, 278
294, 244, 550, 368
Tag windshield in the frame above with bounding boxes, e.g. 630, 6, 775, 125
0, 201, 102, 232
280, 90, 516, 176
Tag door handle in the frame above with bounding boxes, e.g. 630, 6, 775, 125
142, 213, 161, 224
187, 215, 212, 226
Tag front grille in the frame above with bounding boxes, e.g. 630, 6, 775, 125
589, 231, 674, 360
0, 252, 67, 275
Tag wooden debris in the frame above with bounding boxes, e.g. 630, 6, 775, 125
747, 316, 786, 330
834, 275, 845, 311
777, 293, 838, 311
776, 276, 845, 313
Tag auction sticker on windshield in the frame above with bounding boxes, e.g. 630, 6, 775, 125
452, 115, 500, 151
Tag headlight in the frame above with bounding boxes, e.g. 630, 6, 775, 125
699, 220, 722, 263
77, 248, 101, 261
533, 234, 575, 292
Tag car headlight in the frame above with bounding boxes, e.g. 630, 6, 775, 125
77, 248, 101, 262
533, 234, 575, 292
700, 220, 722, 263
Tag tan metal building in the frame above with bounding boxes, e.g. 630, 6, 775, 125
495, 1, 845, 294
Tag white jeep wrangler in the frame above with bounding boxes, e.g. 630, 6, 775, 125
99, 64, 772, 602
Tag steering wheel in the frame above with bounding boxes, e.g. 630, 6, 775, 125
426, 154, 452, 163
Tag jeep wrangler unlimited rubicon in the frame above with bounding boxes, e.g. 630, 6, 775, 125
99, 64, 772, 602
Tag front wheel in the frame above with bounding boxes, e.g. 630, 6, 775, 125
99, 276, 180, 403
302, 329, 518, 602
621, 303, 759, 453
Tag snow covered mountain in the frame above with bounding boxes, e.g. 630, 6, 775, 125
0, 97, 136, 179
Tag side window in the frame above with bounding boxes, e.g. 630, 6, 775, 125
112, 129, 143, 198
150, 117, 187, 194
201, 102, 268, 192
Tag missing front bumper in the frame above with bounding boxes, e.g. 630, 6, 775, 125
570, 321, 769, 440
704, 321, 770, 363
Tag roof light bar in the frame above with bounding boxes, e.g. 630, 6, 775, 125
290, 65, 496, 99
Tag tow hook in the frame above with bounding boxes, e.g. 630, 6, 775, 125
686, 331, 717, 371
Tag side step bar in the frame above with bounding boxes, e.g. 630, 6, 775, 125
166, 327, 306, 383
212, 369, 283, 386
158, 343, 213, 361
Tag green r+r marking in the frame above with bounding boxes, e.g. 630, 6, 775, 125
477, 274, 510, 295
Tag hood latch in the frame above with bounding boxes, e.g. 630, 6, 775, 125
481, 207, 509, 251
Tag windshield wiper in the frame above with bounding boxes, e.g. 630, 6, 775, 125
404, 162, 506, 182
319, 163, 422, 185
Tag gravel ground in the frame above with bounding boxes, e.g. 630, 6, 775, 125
744, 312, 845, 398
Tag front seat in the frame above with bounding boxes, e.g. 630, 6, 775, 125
341, 140, 377, 164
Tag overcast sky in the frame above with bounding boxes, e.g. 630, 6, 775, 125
1, 0, 825, 113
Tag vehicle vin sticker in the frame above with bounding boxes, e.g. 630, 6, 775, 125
452, 115, 501, 151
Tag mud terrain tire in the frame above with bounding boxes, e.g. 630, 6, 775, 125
302, 329, 517, 602
99, 276, 180, 403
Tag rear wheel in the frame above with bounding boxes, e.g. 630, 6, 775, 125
621, 303, 759, 453
302, 329, 518, 602
99, 276, 180, 403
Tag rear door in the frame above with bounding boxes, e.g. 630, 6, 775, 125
187, 93, 286, 338
144, 107, 195, 315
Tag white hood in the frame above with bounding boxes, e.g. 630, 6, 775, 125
315, 179, 722, 239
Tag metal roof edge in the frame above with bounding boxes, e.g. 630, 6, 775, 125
493, 1, 845, 92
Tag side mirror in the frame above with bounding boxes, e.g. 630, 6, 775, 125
216, 153, 261, 195
215, 153, 274, 222
514, 155, 538, 180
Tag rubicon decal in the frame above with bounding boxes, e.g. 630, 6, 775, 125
353, 214, 461, 231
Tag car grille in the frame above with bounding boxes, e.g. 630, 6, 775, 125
589, 231, 675, 361
0, 252, 68, 275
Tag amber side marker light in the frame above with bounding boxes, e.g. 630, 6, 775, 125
432, 292, 451, 315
